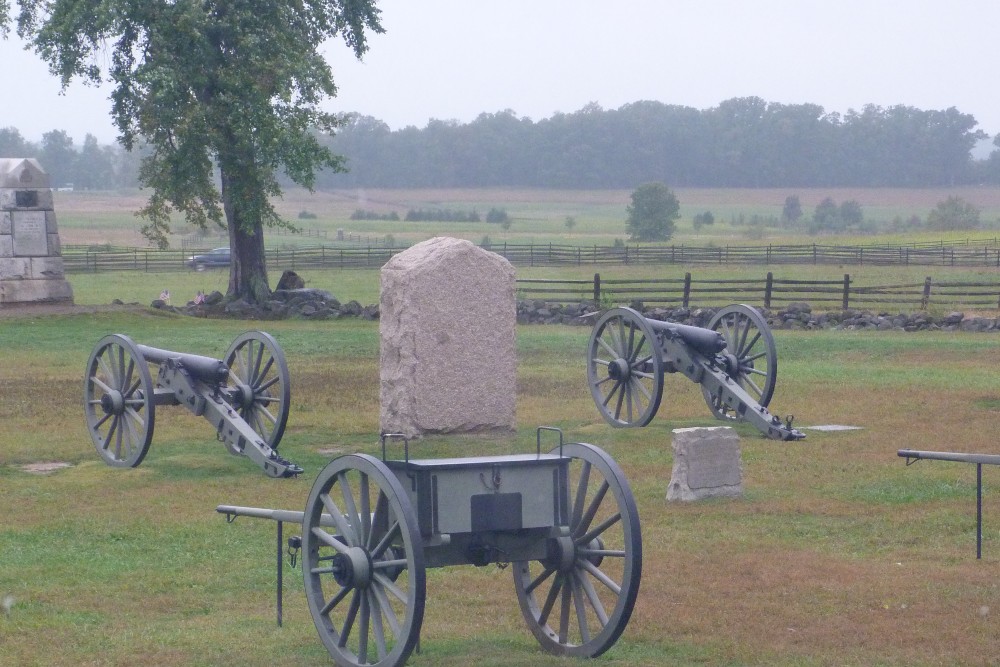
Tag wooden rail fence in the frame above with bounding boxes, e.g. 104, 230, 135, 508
518, 272, 1000, 311
61, 240, 1000, 311
63, 238, 1000, 274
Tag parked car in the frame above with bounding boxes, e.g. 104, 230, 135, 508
186, 247, 230, 270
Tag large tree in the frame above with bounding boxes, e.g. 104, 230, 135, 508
4, 0, 382, 303
625, 182, 679, 242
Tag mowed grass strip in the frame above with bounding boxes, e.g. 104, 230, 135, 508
0, 305, 998, 665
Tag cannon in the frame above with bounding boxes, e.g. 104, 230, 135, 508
84, 331, 301, 477
218, 428, 641, 667
587, 304, 804, 440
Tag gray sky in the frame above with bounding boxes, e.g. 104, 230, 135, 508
3, 0, 999, 145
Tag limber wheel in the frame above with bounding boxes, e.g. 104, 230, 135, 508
302, 455, 425, 667
513, 442, 642, 658
223, 331, 290, 450
587, 307, 664, 427
702, 304, 778, 421
84, 334, 155, 467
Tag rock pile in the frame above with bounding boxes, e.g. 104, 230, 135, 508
149, 287, 378, 320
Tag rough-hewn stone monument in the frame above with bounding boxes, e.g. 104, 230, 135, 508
0, 159, 73, 305
666, 426, 743, 501
380, 236, 516, 437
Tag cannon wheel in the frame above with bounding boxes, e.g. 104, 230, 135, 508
223, 331, 290, 451
701, 304, 778, 421
84, 334, 155, 467
513, 442, 642, 657
587, 307, 664, 427
302, 454, 425, 667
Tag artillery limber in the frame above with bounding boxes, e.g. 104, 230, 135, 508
587, 304, 805, 440
218, 428, 641, 667
84, 331, 301, 477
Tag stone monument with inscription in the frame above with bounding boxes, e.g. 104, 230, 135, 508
380, 236, 516, 438
666, 426, 743, 502
0, 159, 73, 305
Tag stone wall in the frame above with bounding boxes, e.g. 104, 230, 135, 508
516, 299, 1000, 332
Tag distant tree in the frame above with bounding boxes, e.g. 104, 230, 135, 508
839, 200, 864, 227
74, 134, 114, 189
782, 195, 803, 223
927, 196, 980, 230
12, 0, 383, 304
692, 211, 715, 230
0, 127, 32, 157
486, 207, 509, 224
38, 130, 75, 187
811, 197, 841, 232
626, 182, 680, 241
564, 215, 576, 231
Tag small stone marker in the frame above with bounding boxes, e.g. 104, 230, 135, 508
379, 236, 516, 438
666, 426, 743, 502
0, 158, 73, 305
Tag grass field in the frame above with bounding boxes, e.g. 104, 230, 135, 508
52, 186, 1000, 250
1, 188, 999, 665
1, 301, 998, 666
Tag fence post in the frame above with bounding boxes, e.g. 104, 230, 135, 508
593, 273, 601, 305
921, 276, 932, 310
764, 272, 773, 309
683, 272, 692, 308
842, 274, 851, 310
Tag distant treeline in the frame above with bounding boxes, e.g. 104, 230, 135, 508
4, 97, 1000, 190
0, 128, 141, 190
318, 99, 1000, 188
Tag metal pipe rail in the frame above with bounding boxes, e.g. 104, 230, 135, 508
898, 449, 1000, 559
217, 505, 341, 626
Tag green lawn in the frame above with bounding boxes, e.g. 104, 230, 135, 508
0, 304, 998, 666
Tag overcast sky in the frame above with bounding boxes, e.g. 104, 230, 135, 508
2, 0, 999, 146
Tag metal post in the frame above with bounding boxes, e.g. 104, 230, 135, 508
277, 520, 284, 626
977, 464, 983, 560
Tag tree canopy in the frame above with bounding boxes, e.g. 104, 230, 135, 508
6, 0, 383, 303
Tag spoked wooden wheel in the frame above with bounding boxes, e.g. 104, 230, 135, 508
587, 307, 664, 427
513, 442, 642, 658
302, 455, 425, 667
223, 331, 290, 450
701, 304, 777, 421
83, 334, 155, 467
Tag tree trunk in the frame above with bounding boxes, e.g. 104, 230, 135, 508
221, 167, 271, 304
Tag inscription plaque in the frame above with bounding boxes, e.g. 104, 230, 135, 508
15, 190, 38, 208
12, 212, 49, 256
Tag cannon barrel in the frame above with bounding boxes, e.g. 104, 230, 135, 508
644, 318, 726, 356
136, 343, 230, 385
